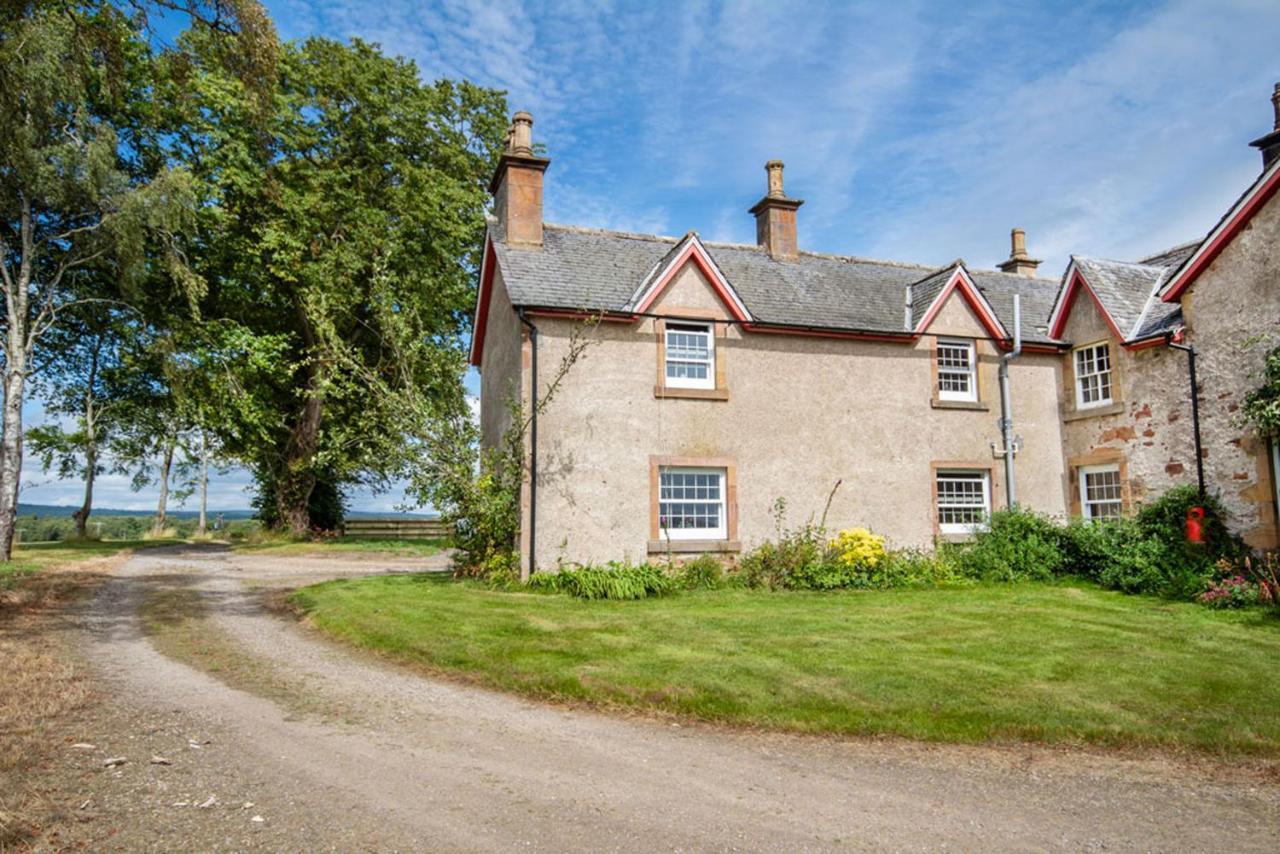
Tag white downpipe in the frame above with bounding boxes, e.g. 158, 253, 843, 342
998, 295, 1022, 508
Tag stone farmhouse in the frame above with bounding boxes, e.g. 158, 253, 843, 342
471, 90, 1280, 575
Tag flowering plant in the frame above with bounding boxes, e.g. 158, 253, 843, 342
830, 528, 887, 570
1198, 573, 1261, 609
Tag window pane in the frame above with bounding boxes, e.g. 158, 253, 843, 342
936, 471, 989, 529
1075, 343, 1113, 406
658, 467, 726, 537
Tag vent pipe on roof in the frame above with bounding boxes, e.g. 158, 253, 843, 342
749, 160, 804, 260
1249, 83, 1280, 170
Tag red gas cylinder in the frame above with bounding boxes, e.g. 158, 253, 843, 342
1185, 506, 1206, 544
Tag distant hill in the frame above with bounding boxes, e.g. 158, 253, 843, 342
16, 503, 437, 521
17, 503, 257, 520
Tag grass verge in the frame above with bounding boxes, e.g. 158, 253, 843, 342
291, 575, 1280, 756
0, 558, 120, 846
232, 534, 447, 559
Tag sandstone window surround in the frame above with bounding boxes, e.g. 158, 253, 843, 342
1079, 464, 1124, 520
653, 310, 729, 400
1067, 450, 1131, 519
648, 455, 740, 554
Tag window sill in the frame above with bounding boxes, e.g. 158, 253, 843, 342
1063, 401, 1125, 422
931, 399, 989, 411
647, 539, 741, 554
654, 385, 729, 401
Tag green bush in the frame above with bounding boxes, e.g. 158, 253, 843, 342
873, 548, 971, 588
527, 562, 674, 600
675, 555, 725, 590
736, 522, 827, 589
1134, 485, 1247, 566
945, 509, 1063, 582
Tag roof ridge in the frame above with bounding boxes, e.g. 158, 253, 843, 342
1137, 239, 1200, 265
543, 223, 947, 271
1074, 254, 1168, 272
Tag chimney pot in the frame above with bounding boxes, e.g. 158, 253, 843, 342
509, 111, 535, 156
766, 160, 785, 198
749, 159, 803, 260
1249, 83, 1280, 170
1011, 227, 1027, 258
490, 110, 550, 247
998, 227, 1042, 277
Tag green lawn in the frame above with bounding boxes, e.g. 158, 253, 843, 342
233, 536, 448, 558
291, 576, 1280, 755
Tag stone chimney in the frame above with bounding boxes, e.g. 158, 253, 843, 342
1248, 83, 1280, 170
489, 111, 551, 247
748, 160, 804, 260
997, 228, 1042, 277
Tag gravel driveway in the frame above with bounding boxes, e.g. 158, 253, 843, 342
72, 545, 1280, 852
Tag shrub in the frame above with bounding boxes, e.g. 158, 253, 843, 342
830, 528, 886, 570
869, 548, 970, 588
1133, 485, 1247, 567
527, 562, 674, 600
946, 509, 1063, 582
675, 555, 725, 590
736, 522, 827, 589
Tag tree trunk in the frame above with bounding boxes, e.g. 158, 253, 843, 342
151, 439, 174, 536
275, 380, 322, 537
196, 431, 208, 536
0, 366, 26, 561
72, 440, 96, 539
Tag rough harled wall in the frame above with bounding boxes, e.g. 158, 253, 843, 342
524, 263, 1067, 569
478, 267, 524, 454
1056, 189, 1280, 548
1178, 190, 1280, 548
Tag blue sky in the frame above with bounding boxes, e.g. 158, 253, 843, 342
20, 0, 1280, 512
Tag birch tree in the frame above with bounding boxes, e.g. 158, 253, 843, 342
0, 4, 206, 558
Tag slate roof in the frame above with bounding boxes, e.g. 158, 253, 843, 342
1138, 241, 1198, 270
1060, 244, 1196, 343
492, 224, 1062, 345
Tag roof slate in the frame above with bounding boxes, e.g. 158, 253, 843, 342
493, 224, 1061, 344
1064, 252, 1191, 342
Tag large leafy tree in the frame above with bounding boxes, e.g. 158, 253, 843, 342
168, 34, 506, 533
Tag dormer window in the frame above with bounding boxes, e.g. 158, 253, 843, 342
1074, 342, 1113, 409
664, 322, 715, 390
937, 338, 977, 402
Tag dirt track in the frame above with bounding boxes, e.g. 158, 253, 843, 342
47, 545, 1280, 850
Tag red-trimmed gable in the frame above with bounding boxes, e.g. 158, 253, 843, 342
468, 236, 498, 367
914, 267, 1009, 343
1162, 159, 1280, 302
630, 236, 751, 321
1048, 267, 1127, 342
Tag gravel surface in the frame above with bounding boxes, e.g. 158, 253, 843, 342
65, 545, 1280, 851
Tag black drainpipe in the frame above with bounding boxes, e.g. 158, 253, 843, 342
1166, 335, 1206, 498
516, 308, 538, 577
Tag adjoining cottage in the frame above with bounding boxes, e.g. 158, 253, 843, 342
472, 93, 1280, 575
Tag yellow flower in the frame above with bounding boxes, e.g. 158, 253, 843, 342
831, 527, 886, 569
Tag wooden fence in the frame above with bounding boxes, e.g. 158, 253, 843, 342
341, 517, 453, 540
